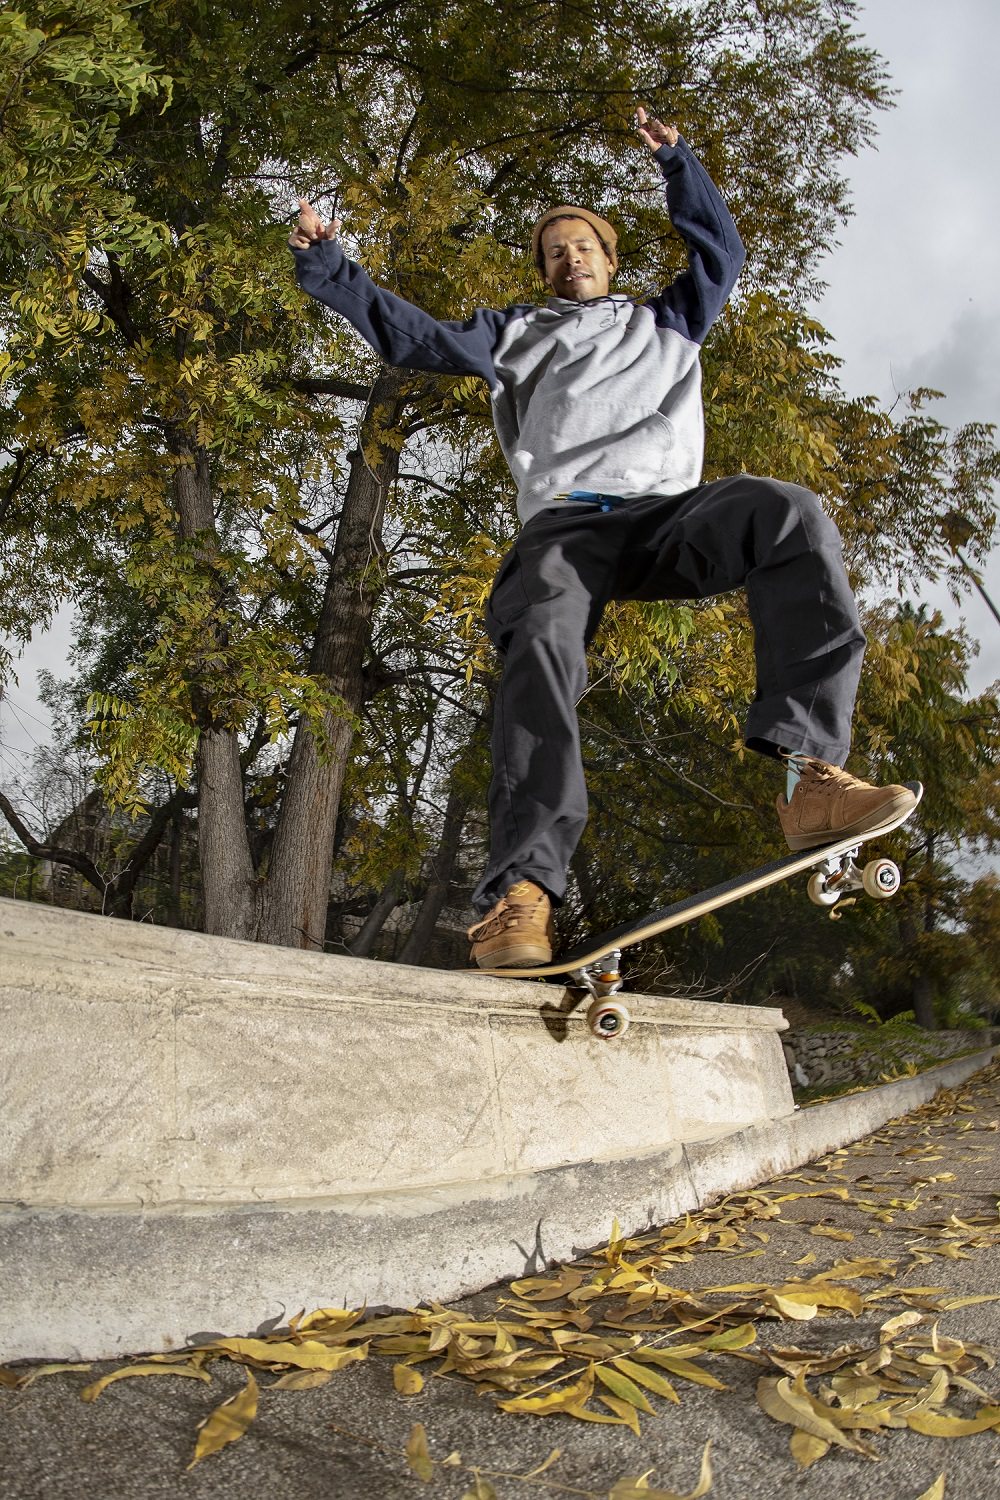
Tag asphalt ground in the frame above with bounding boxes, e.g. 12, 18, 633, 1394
2, 1059, 999, 1500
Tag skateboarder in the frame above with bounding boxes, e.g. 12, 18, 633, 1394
289, 109, 917, 970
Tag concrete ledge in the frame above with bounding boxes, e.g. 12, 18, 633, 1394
0, 897, 791, 1215
1, 898, 993, 1361
2, 1048, 994, 1362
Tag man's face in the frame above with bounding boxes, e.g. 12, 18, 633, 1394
541, 217, 613, 301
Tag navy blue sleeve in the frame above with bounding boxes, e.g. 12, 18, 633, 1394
642, 137, 746, 344
291, 238, 514, 385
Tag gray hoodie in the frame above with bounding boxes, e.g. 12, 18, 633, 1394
292, 138, 746, 526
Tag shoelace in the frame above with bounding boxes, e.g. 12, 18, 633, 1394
468, 895, 545, 942
805, 762, 868, 791
788, 756, 869, 793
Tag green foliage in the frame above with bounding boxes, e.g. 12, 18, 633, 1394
836, 1002, 980, 1077
1, 0, 996, 964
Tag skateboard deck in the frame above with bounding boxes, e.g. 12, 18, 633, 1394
479, 782, 922, 1038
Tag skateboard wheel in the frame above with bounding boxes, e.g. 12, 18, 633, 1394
587, 998, 631, 1040
807, 873, 839, 908
862, 857, 900, 899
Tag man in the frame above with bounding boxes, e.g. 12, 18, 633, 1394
289, 108, 916, 970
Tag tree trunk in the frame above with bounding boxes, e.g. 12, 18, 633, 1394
398, 781, 470, 966
898, 900, 936, 1031
196, 728, 258, 937
911, 832, 939, 1030
899, 864, 941, 1026
911, 972, 936, 1032
258, 370, 404, 948
168, 804, 183, 927
348, 866, 408, 957
172, 435, 260, 937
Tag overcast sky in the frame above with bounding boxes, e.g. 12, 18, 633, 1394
811, 0, 1000, 694
1, 0, 998, 785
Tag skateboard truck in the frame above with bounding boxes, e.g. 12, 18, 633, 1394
806, 844, 902, 911
568, 950, 632, 1039
568, 949, 624, 997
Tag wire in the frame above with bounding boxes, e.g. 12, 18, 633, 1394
1, 691, 53, 730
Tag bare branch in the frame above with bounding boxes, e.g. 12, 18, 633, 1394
0, 789, 108, 892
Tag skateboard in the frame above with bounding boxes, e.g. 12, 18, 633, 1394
479, 782, 922, 1040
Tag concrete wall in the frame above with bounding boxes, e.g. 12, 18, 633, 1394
782, 1025, 999, 1087
0, 898, 793, 1213
2, 897, 993, 1362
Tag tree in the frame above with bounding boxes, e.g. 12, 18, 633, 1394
3, 0, 905, 946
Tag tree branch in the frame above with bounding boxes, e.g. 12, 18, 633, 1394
0, 789, 108, 893
290, 376, 373, 401
0, 448, 30, 529
113, 788, 198, 903
82, 258, 140, 347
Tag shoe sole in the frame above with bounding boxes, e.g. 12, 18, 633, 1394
474, 943, 553, 968
784, 789, 918, 851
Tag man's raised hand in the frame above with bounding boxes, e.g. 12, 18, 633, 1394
288, 198, 341, 250
636, 107, 679, 152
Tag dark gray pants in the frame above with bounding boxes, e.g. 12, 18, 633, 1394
472, 475, 866, 913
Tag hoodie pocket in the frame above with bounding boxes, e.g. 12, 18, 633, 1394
601, 411, 676, 485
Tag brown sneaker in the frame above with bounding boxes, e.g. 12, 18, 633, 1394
776, 758, 917, 851
468, 880, 554, 967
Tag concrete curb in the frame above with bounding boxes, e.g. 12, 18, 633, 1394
3, 1046, 994, 1362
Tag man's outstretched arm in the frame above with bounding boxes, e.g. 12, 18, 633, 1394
289, 200, 509, 385
635, 110, 746, 344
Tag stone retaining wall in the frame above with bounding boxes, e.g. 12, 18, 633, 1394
782, 1025, 999, 1088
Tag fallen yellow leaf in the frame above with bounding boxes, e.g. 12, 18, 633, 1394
498, 1363, 595, 1416
756, 1376, 874, 1455
905, 1404, 1000, 1437
270, 1369, 333, 1391
187, 1372, 258, 1469
509, 1268, 586, 1301
610, 1440, 712, 1499
460, 1475, 498, 1500
880, 1311, 925, 1341
767, 1293, 818, 1321
206, 1337, 368, 1371
789, 1428, 829, 1469
405, 1421, 434, 1482
597, 1393, 643, 1433
778, 1284, 863, 1316
612, 1356, 681, 1404
632, 1349, 725, 1390
296, 1306, 367, 1337
595, 1364, 655, 1415
393, 1363, 425, 1396
81, 1363, 211, 1402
